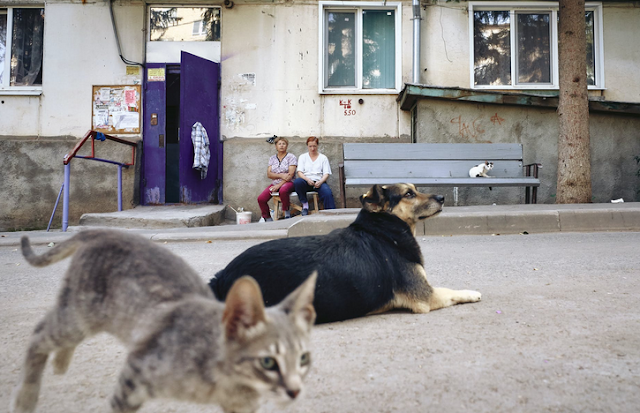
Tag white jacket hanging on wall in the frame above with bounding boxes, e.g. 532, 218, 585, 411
191, 121, 210, 179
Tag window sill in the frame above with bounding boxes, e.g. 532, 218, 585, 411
0, 89, 43, 96
320, 88, 401, 95
472, 85, 605, 91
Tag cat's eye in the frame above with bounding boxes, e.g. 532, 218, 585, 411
300, 352, 311, 367
260, 357, 278, 371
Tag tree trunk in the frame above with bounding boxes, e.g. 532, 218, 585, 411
557, 0, 592, 203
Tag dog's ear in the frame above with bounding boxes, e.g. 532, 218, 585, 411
360, 184, 387, 212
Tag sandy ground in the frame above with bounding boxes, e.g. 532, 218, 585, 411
1, 232, 640, 413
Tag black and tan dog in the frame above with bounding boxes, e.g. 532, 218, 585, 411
210, 183, 481, 323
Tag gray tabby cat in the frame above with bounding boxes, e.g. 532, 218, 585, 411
11, 229, 317, 413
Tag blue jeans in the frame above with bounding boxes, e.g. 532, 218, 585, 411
293, 178, 336, 209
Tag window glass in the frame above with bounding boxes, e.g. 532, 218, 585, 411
326, 11, 356, 88
11, 8, 44, 86
362, 10, 395, 89
585, 11, 595, 86
516, 13, 551, 84
473, 11, 511, 86
0, 12, 6, 85
150, 7, 220, 42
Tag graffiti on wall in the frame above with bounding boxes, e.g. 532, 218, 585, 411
340, 99, 356, 116
450, 112, 505, 142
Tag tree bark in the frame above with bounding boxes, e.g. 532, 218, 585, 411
557, 0, 592, 203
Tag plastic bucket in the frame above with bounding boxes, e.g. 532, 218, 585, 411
236, 211, 252, 225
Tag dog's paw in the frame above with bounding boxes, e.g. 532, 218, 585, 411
461, 290, 482, 303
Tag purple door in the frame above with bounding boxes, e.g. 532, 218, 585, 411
142, 54, 222, 205
142, 63, 167, 205
179, 51, 221, 203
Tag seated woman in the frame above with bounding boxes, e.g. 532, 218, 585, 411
294, 136, 336, 215
258, 137, 297, 221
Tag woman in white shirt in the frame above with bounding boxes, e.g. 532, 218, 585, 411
294, 136, 336, 214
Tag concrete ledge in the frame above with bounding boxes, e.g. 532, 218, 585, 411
288, 203, 640, 237
558, 208, 640, 232
79, 205, 227, 229
150, 229, 288, 242
421, 210, 560, 236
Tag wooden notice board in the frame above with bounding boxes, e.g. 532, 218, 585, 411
92, 85, 141, 134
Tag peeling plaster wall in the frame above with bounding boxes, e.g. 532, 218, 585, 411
421, 1, 640, 103
0, 137, 141, 231
0, 1, 144, 136
414, 100, 640, 205
222, 135, 411, 222
219, 3, 412, 141
0, 1, 144, 230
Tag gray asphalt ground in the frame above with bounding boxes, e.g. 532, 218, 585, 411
1, 230, 639, 413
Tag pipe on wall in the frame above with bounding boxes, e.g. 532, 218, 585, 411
412, 0, 422, 84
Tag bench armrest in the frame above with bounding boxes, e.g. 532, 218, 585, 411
339, 163, 346, 208
523, 163, 542, 179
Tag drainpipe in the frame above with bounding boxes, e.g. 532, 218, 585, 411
412, 0, 422, 84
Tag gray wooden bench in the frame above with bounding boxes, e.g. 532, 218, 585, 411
338, 143, 541, 207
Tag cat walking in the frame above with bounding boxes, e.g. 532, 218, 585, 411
11, 229, 316, 413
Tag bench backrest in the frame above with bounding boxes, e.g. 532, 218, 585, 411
343, 143, 525, 179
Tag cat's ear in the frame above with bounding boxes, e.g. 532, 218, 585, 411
278, 272, 317, 331
360, 184, 387, 212
222, 276, 267, 342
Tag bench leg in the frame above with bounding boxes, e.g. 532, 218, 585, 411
525, 187, 530, 204
272, 196, 281, 221
453, 187, 459, 207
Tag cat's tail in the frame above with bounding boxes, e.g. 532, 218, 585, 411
21, 235, 82, 267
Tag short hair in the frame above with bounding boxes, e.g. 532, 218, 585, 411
306, 136, 319, 145
274, 136, 289, 146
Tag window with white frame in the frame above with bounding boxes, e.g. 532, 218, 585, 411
469, 2, 603, 90
0, 7, 45, 92
319, 1, 401, 93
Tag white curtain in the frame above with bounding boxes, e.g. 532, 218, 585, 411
11, 8, 44, 86
362, 10, 395, 89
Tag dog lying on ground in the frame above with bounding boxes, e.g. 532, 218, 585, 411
210, 183, 481, 324
12, 229, 317, 413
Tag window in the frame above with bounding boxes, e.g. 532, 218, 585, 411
192, 20, 207, 37
150, 7, 220, 42
0, 7, 45, 93
319, 2, 401, 93
469, 2, 603, 90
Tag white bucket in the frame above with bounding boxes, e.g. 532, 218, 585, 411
236, 211, 252, 225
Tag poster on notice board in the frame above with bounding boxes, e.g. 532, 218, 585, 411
92, 85, 141, 134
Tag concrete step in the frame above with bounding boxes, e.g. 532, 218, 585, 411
78, 204, 227, 229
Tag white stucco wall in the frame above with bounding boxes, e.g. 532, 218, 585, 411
0, 0, 144, 137
219, 2, 413, 141
0, 0, 638, 139
602, 4, 640, 103
420, 1, 640, 103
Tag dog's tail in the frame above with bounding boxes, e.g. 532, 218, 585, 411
208, 273, 223, 300
209, 269, 229, 301
21, 235, 83, 267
